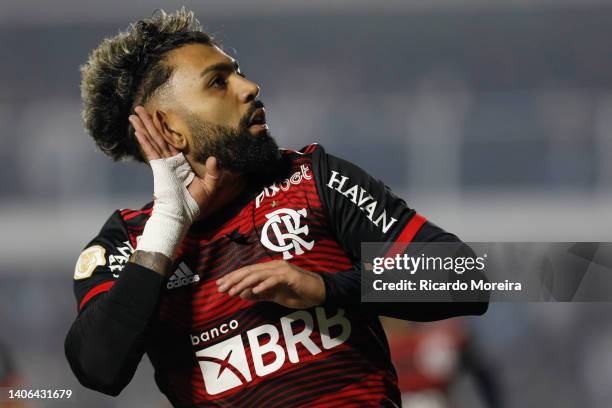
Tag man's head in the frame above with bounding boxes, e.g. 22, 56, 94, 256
81, 8, 279, 173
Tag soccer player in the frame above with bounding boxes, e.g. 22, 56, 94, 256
65, 9, 488, 407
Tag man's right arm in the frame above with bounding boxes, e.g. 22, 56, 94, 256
66, 107, 219, 396
64, 211, 172, 396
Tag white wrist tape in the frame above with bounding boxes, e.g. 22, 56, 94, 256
137, 153, 200, 260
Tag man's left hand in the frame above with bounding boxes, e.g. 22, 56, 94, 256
216, 260, 326, 309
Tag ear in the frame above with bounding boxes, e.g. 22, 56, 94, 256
153, 109, 188, 151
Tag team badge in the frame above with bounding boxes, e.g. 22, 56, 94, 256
74, 245, 106, 280
260, 208, 314, 260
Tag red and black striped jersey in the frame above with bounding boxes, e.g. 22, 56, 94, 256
67, 143, 485, 407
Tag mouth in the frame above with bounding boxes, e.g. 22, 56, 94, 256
248, 107, 268, 130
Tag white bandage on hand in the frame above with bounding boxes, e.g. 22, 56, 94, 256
136, 153, 200, 260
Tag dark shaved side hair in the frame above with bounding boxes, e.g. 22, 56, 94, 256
80, 8, 216, 162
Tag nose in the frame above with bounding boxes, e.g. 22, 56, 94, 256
237, 76, 260, 103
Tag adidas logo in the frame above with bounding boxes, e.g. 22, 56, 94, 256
167, 262, 201, 290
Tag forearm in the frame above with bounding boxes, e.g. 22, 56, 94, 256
320, 272, 488, 321
65, 247, 178, 395
65, 117, 207, 394
319, 234, 489, 321
129, 249, 173, 277
65, 262, 164, 396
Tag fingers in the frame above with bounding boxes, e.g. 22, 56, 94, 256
155, 110, 180, 157
135, 106, 171, 157
230, 274, 282, 302
236, 288, 262, 301
132, 106, 176, 158
217, 261, 284, 291
252, 276, 282, 295
201, 156, 221, 194
221, 269, 279, 296
187, 156, 221, 206
132, 122, 161, 161
217, 261, 321, 309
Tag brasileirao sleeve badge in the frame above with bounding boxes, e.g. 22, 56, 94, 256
74, 245, 106, 280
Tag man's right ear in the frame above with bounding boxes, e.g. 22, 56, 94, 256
154, 110, 188, 151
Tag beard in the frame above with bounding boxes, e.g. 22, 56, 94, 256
187, 102, 281, 177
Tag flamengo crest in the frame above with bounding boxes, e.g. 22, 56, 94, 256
260, 208, 314, 259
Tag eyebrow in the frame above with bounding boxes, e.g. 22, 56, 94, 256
200, 60, 241, 78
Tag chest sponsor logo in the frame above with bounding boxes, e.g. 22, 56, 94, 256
260, 208, 314, 260
74, 245, 106, 280
194, 307, 351, 395
327, 170, 398, 234
191, 319, 240, 346
166, 262, 200, 290
255, 164, 311, 208
108, 240, 135, 277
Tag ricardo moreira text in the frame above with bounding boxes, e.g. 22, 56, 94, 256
370, 253, 522, 292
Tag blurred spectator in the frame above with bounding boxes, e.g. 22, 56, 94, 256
0, 340, 28, 408
383, 318, 502, 408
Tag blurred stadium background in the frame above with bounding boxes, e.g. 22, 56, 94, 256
1, 1, 612, 407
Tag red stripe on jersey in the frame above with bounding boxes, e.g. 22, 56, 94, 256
384, 213, 427, 258
123, 208, 153, 221
79, 281, 115, 310
304, 143, 318, 154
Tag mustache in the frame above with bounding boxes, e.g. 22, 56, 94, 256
239, 100, 266, 129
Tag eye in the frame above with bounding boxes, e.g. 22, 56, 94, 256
210, 76, 228, 88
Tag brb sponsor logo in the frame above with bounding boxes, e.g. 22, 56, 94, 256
255, 164, 312, 208
260, 208, 315, 260
191, 319, 240, 345
193, 307, 351, 395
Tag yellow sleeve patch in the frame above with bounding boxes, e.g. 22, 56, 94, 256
74, 245, 106, 280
